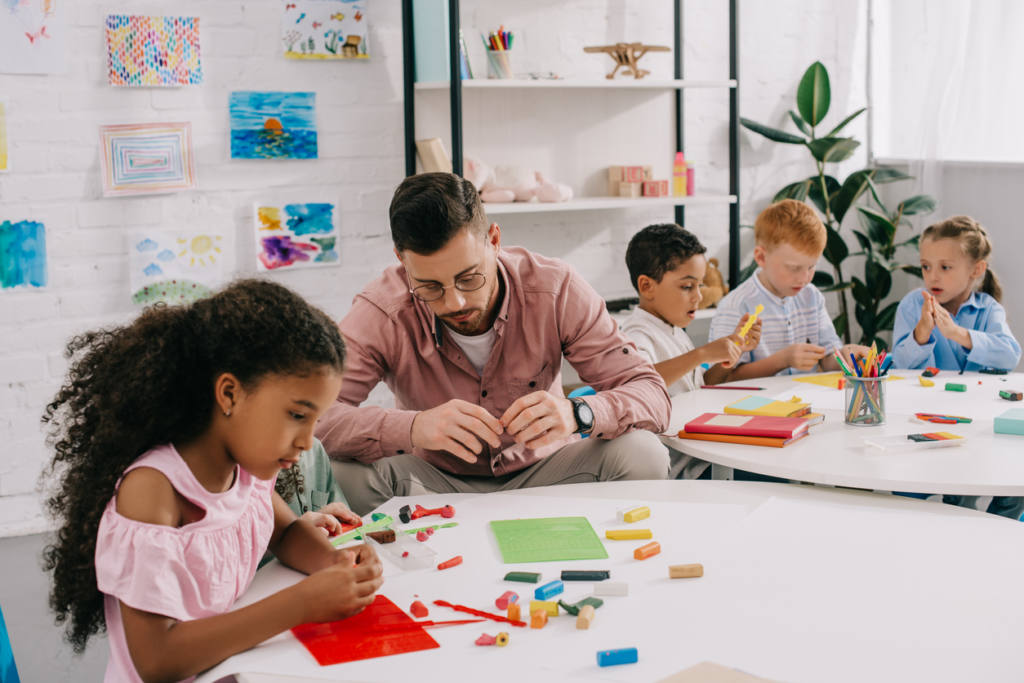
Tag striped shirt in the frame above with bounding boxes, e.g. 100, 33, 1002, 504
709, 268, 841, 375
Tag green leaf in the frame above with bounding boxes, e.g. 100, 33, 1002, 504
854, 303, 873, 338
807, 137, 860, 163
875, 301, 899, 331
736, 259, 758, 285
820, 281, 854, 293
865, 178, 889, 215
808, 175, 841, 218
788, 110, 812, 136
852, 230, 872, 253
872, 167, 912, 184
832, 169, 874, 224
896, 234, 922, 250
857, 207, 897, 246
865, 259, 893, 300
851, 276, 869, 305
822, 224, 848, 266
797, 61, 831, 126
832, 311, 848, 338
812, 270, 834, 287
773, 180, 812, 202
901, 264, 923, 279
825, 107, 866, 137
898, 194, 937, 216
740, 117, 806, 144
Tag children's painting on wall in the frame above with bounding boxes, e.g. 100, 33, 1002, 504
130, 231, 226, 306
106, 15, 203, 87
0, 220, 47, 291
0, 101, 8, 172
254, 202, 340, 271
230, 91, 318, 160
282, 0, 368, 60
99, 122, 197, 197
0, 0, 65, 74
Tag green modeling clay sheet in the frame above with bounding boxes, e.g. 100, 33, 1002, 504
489, 516, 608, 563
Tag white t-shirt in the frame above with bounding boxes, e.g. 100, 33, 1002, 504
447, 325, 497, 375
619, 306, 704, 396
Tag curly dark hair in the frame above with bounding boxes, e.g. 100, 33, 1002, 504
625, 223, 708, 293
40, 278, 345, 653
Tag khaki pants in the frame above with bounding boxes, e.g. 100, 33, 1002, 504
332, 430, 670, 515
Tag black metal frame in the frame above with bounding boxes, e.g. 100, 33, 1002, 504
401, 0, 739, 286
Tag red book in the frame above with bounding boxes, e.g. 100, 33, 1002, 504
684, 412, 810, 439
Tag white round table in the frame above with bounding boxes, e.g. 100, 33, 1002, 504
663, 371, 1024, 495
196, 481, 1024, 683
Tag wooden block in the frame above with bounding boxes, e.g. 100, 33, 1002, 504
618, 181, 642, 198
633, 541, 661, 560
642, 180, 669, 197
414, 137, 452, 173
530, 608, 548, 629
507, 602, 521, 621
606, 528, 652, 540
668, 563, 704, 579
576, 604, 595, 630
529, 599, 559, 617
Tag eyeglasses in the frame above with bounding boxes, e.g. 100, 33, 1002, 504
410, 272, 487, 302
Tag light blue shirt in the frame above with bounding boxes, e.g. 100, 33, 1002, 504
709, 268, 842, 375
891, 288, 1021, 371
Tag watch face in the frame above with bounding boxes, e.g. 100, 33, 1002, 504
576, 400, 594, 427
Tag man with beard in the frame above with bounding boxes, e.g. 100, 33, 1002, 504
316, 172, 671, 513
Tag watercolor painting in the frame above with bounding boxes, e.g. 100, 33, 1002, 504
105, 15, 202, 87
254, 202, 340, 271
130, 231, 226, 306
0, 220, 47, 291
0, 0, 65, 74
282, 0, 368, 60
0, 101, 7, 172
99, 122, 196, 197
230, 91, 317, 160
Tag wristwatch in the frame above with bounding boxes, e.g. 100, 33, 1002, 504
569, 397, 594, 435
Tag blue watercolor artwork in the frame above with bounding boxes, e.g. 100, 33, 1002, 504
229, 91, 317, 160
0, 220, 47, 290
254, 201, 339, 270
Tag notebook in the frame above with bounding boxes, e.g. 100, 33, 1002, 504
724, 395, 810, 418
684, 413, 810, 439
674, 431, 808, 448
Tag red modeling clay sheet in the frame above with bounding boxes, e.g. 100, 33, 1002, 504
291, 594, 439, 666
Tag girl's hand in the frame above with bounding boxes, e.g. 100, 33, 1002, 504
933, 304, 973, 348
914, 292, 936, 345
297, 545, 384, 623
301, 502, 362, 537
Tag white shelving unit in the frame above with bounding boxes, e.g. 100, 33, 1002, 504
415, 79, 737, 91
481, 195, 737, 216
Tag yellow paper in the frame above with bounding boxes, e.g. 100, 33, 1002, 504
793, 373, 905, 389
0, 101, 7, 172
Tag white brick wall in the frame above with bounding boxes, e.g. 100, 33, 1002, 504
0, 0, 863, 535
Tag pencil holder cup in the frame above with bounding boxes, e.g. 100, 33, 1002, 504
844, 376, 886, 426
486, 48, 513, 79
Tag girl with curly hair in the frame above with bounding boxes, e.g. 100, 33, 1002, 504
41, 279, 383, 682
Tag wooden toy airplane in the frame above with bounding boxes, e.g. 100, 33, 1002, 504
583, 42, 670, 79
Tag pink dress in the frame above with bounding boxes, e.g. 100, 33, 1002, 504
94, 444, 275, 682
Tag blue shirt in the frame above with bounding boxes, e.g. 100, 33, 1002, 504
709, 268, 842, 375
891, 288, 1021, 371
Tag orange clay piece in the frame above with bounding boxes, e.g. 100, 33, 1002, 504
437, 555, 463, 570
507, 603, 521, 621
530, 609, 548, 629
633, 541, 661, 560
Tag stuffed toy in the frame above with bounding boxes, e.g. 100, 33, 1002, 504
465, 158, 573, 203
699, 257, 729, 309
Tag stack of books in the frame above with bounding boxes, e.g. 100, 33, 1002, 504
677, 395, 821, 447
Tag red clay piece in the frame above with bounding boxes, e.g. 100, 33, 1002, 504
433, 599, 527, 627
475, 633, 497, 646
410, 504, 456, 520
495, 591, 519, 610
633, 541, 661, 560
416, 530, 430, 542
437, 555, 463, 570
410, 600, 429, 618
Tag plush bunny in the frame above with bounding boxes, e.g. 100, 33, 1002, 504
464, 157, 573, 203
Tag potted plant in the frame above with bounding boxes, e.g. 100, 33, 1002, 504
739, 61, 935, 349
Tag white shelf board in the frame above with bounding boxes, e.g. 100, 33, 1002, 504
415, 78, 737, 91
482, 195, 737, 215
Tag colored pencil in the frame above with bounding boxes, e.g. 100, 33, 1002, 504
700, 385, 766, 390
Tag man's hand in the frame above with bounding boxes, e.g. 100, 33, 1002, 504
782, 343, 827, 372
501, 391, 577, 450
411, 399, 504, 463
914, 292, 936, 345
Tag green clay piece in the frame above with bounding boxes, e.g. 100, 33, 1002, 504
399, 522, 459, 535
945, 383, 967, 392
330, 515, 394, 546
560, 596, 605, 615
504, 571, 541, 583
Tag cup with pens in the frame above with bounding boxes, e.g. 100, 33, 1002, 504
838, 346, 892, 427
483, 26, 514, 79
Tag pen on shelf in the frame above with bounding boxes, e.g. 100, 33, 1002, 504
700, 385, 765, 390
